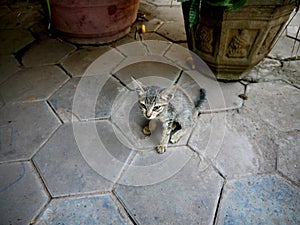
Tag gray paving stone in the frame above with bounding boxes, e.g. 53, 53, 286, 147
189, 109, 277, 179
0, 54, 20, 84
276, 130, 300, 185
50, 75, 124, 122
116, 41, 148, 57
216, 174, 300, 225
22, 39, 76, 67
0, 65, 69, 103
114, 60, 181, 86
143, 39, 172, 55
115, 150, 224, 224
156, 21, 186, 42
164, 43, 195, 70
153, 4, 184, 22
0, 161, 49, 225
84, 48, 125, 76
61, 46, 112, 77
245, 81, 300, 132
0, 29, 35, 54
0, 102, 60, 162
179, 71, 244, 112
33, 121, 132, 197
269, 35, 299, 60
35, 194, 133, 225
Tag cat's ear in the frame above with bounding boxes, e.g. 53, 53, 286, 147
131, 77, 146, 96
160, 85, 177, 101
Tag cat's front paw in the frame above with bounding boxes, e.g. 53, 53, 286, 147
156, 145, 167, 154
143, 126, 151, 136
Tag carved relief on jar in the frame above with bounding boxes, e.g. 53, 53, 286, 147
196, 25, 214, 54
226, 29, 251, 58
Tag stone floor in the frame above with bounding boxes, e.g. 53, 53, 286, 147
0, 1, 299, 225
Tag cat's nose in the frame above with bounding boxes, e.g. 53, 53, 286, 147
146, 112, 152, 118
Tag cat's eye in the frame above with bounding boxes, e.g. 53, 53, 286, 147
140, 103, 146, 109
153, 106, 161, 111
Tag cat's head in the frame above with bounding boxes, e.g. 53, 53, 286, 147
131, 77, 177, 119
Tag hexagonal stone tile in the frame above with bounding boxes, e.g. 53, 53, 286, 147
61, 46, 112, 77
179, 71, 244, 112
0, 65, 69, 103
216, 174, 300, 224
33, 121, 133, 197
115, 150, 224, 224
277, 130, 300, 185
0, 102, 60, 162
83, 48, 125, 76
22, 39, 76, 67
245, 81, 300, 132
0, 161, 49, 225
49, 75, 124, 122
0, 29, 35, 54
0, 54, 20, 84
114, 60, 181, 86
189, 109, 277, 179
35, 194, 133, 225
156, 21, 186, 42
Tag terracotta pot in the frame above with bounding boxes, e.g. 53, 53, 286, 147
50, 0, 139, 44
182, 0, 298, 80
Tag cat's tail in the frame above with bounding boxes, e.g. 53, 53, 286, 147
194, 88, 206, 109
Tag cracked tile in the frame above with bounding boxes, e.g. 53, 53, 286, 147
0, 102, 60, 162
0, 162, 49, 225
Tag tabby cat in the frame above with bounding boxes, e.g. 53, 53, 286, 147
132, 77, 205, 153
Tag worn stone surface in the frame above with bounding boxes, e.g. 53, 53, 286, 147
156, 21, 186, 42
216, 174, 300, 225
269, 35, 299, 60
0, 162, 49, 225
189, 109, 277, 179
276, 130, 300, 185
33, 123, 111, 197
0, 29, 34, 54
115, 151, 223, 225
179, 71, 244, 112
114, 60, 180, 86
35, 194, 133, 225
0, 54, 20, 84
51, 75, 124, 121
0, 102, 60, 162
245, 81, 300, 132
143, 39, 172, 55
61, 46, 112, 77
0, 65, 69, 103
22, 39, 76, 66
